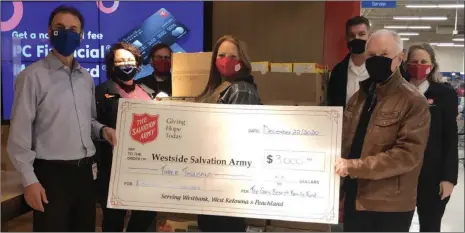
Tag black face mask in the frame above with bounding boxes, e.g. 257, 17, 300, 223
366, 56, 394, 83
114, 65, 139, 82
347, 39, 366, 54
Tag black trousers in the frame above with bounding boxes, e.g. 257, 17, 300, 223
197, 215, 246, 232
417, 182, 451, 232
97, 160, 156, 232
343, 190, 414, 232
32, 158, 96, 232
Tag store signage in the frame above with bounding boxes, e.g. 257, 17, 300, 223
361, 1, 397, 8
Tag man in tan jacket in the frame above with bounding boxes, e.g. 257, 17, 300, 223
335, 29, 431, 232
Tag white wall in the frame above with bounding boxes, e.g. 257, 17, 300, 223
404, 43, 464, 72
434, 47, 464, 73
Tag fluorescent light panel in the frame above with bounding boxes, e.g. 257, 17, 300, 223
406, 4, 464, 9
453, 38, 465, 42
430, 42, 464, 47
398, 32, 420, 36
393, 16, 448, 20
400, 38, 410, 41
384, 25, 431, 29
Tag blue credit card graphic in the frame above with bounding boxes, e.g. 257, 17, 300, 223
120, 8, 189, 64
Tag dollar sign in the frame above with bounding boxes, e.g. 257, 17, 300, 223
267, 155, 273, 164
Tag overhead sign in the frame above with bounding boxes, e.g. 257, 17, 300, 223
361, 1, 397, 8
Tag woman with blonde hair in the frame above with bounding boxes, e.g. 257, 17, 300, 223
196, 35, 260, 232
406, 43, 458, 232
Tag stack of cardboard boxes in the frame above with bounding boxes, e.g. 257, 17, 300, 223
171, 52, 329, 107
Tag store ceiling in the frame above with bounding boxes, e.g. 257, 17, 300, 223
364, 0, 464, 45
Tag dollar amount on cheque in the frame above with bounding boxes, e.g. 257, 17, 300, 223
108, 99, 342, 224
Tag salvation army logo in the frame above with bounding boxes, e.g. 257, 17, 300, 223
130, 113, 159, 144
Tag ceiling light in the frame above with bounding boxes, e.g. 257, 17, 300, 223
400, 38, 410, 41
384, 26, 431, 29
406, 4, 464, 9
398, 32, 420, 36
393, 16, 448, 21
430, 43, 464, 47
453, 38, 465, 42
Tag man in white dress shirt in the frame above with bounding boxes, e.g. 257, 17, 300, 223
328, 16, 371, 107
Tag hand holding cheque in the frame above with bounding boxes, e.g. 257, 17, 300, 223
107, 99, 342, 224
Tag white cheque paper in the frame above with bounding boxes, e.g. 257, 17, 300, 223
108, 99, 342, 224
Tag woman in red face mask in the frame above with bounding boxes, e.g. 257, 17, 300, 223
197, 35, 261, 105
196, 35, 261, 232
406, 43, 459, 232
137, 43, 173, 97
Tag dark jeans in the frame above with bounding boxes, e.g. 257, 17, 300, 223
197, 215, 246, 232
343, 192, 414, 232
32, 158, 96, 232
417, 182, 451, 232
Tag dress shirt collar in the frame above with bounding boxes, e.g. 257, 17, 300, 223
46, 51, 83, 72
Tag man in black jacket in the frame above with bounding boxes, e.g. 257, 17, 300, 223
136, 43, 173, 97
327, 16, 371, 108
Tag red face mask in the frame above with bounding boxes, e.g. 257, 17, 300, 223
216, 57, 241, 77
407, 63, 432, 81
152, 59, 171, 74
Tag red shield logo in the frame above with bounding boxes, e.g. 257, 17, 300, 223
130, 113, 159, 144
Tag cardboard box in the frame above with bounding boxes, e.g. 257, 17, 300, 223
293, 63, 326, 74
251, 62, 270, 74
171, 52, 212, 97
270, 63, 293, 73
171, 53, 327, 106
252, 71, 325, 105
158, 97, 197, 102
269, 220, 331, 232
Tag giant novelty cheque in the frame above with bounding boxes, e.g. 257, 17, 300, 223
107, 99, 342, 224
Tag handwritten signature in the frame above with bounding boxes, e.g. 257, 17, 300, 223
240, 185, 320, 198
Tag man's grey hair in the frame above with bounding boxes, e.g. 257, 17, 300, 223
366, 29, 404, 54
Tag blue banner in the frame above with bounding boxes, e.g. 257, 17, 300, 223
361, 1, 397, 8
